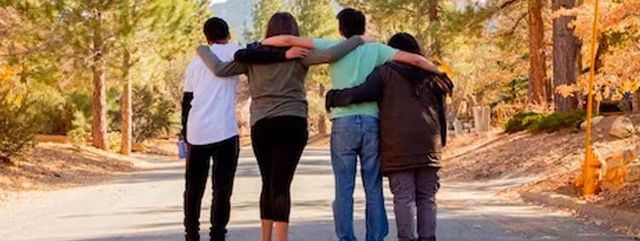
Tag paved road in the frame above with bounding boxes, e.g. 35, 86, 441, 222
0, 148, 633, 241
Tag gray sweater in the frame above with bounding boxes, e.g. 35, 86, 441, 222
196, 36, 364, 126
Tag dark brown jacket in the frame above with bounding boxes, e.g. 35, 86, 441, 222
326, 62, 452, 174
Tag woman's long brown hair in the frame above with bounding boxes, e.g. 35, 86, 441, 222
265, 12, 300, 38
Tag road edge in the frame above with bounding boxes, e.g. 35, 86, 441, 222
520, 191, 640, 239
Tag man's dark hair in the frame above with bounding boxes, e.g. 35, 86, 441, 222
337, 8, 365, 38
203, 17, 230, 42
388, 32, 422, 55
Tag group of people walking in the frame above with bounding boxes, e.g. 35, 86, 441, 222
181, 7, 453, 241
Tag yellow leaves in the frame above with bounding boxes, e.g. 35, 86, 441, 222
0, 66, 23, 82
552, 0, 640, 102
0, 66, 27, 105
556, 84, 579, 98
432, 56, 455, 78
620, 79, 640, 94
0, 67, 14, 82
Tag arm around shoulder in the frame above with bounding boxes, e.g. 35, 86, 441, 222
393, 51, 443, 74
325, 68, 383, 110
234, 45, 288, 64
261, 35, 315, 49
196, 45, 247, 77
301, 36, 363, 66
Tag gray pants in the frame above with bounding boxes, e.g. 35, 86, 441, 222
388, 167, 440, 241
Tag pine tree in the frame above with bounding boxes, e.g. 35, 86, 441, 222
552, 0, 580, 112
338, 0, 439, 55
527, 0, 548, 105
245, 0, 284, 42
115, 0, 209, 154
292, 0, 337, 135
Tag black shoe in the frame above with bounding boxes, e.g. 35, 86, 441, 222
210, 234, 225, 241
185, 233, 200, 241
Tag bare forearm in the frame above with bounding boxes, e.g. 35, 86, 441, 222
415, 58, 442, 74
394, 51, 443, 74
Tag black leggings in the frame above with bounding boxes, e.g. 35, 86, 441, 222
251, 116, 308, 222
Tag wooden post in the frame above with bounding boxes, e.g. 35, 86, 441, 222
579, 0, 601, 197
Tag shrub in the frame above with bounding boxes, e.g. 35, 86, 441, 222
0, 70, 44, 162
529, 110, 586, 133
132, 84, 178, 143
504, 112, 543, 133
67, 111, 91, 146
504, 110, 586, 134
108, 131, 121, 152
32, 84, 66, 135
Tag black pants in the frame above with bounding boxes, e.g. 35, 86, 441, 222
184, 136, 239, 241
251, 116, 308, 222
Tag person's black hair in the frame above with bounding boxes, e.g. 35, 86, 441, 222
388, 32, 422, 55
336, 8, 366, 38
203, 17, 230, 42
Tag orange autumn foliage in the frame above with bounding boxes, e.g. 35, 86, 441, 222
555, 0, 640, 101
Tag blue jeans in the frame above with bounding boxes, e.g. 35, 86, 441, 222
331, 115, 388, 241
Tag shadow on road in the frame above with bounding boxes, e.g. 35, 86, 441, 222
67, 212, 632, 241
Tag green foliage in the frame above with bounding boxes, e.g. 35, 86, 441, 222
504, 110, 586, 134
132, 84, 178, 143
66, 91, 92, 118
67, 111, 91, 146
0, 80, 44, 162
1, 0, 208, 146
244, 0, 284, 42
31, 84, 67, 134
528, 110, 586, 134
292, 0, 336, 87
108, 131, 121, 152
504, 112, 543, 134
499, 76, 528, 105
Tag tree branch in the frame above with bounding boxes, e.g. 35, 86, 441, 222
499, 12, 528, 37
499, 0, 521, 10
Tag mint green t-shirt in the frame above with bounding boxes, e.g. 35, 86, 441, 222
314, 38, 398, 119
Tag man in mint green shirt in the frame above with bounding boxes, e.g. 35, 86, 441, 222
313, 39, 398, 120
259, 8, 442, 241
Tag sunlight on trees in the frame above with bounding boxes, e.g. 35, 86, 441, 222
0, 0, 209, 154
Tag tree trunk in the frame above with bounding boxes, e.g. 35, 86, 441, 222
91, 10, 108, 150
594, 33, 608, 72
552, 0, 580, 112
317, 84, 327, 135
120, 49, 132, 155
427, 0, 442, 56
527, 0, 548, 105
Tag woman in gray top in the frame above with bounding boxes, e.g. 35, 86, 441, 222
196, 12, 364, 241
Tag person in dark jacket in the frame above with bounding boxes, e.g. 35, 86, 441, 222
325, 32, 453, 241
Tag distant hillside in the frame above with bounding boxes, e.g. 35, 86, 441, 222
209, 0, 342, 43
210, 0, 254, 43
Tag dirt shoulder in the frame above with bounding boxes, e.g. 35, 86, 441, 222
0, 142, 136, 200
442, 115, 640, 237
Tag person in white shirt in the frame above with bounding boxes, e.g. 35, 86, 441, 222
181, 17, 240, 241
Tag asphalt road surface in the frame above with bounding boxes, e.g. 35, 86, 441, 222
0, 148, 633, 241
